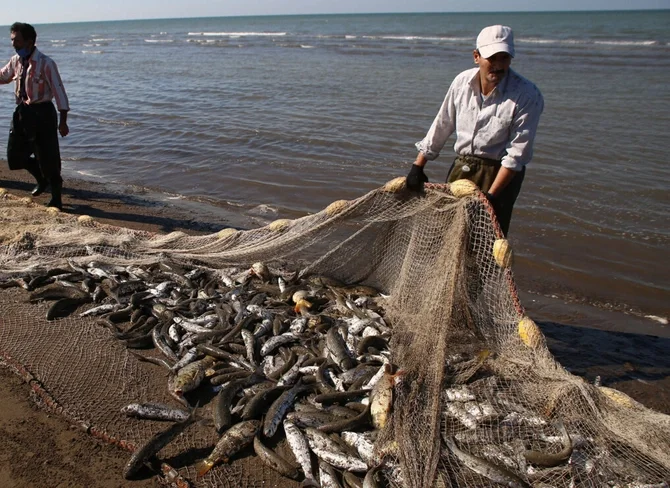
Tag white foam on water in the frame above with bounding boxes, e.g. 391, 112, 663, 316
187, 32, 286, 37
75, 170, 104, 178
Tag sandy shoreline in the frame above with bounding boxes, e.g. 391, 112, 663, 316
1, 165, 669, 486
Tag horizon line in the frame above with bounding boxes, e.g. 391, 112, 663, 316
2, 8, 669, 27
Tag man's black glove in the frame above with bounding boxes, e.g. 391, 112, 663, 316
406, 164, 428, 192
484, 192, 500, 214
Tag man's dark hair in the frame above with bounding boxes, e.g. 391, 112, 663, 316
10, 22, 37, 43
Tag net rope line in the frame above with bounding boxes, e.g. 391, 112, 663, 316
1, 180, 669, 488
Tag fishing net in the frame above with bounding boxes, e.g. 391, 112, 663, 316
0, 180, 668, 488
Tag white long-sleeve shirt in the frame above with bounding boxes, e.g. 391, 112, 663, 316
416, 67, 543, 171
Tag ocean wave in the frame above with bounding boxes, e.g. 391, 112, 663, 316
74, 169, 104, 178
90, 38, 115, 42
96, 118, 141, 126
594, 39, 660, 46
247, 204, 279, 216
187, 31, 287, 37
520, 37, 662, 47
144, 39, 175, 43
362, 35, 471, 42
82, 50, 103, 54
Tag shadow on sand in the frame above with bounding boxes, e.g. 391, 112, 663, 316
1, 177, 245, 236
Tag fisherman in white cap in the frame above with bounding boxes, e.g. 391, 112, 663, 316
406, 25, 544, 235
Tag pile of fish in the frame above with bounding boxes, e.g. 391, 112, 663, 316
2, 259, 403, 487
2, 259, 667, 488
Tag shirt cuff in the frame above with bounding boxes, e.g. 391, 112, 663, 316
415, 141, 439, 161
501, 156, 524, 171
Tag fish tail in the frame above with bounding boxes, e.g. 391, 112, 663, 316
196, 459, 214, 477
392, 369, 406, 386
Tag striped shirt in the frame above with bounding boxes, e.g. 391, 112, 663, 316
0, 48, 69, 112
416, 67, 543, 171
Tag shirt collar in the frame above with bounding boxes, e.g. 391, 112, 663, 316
16, 47, 41, 64
469, 67, 513, 98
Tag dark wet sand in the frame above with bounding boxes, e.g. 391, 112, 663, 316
1, 165, 668, 487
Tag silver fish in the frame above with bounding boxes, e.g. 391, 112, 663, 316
443, 436, 530, 488
444, 402, 478, 430
241, 329, 257, 365
121, 402, 190, 422
304, 428, 368, 472
319, 461, 344, 488
260, 332, 299, 356
283, 420, 317, 484
123, 407, 197, 479
341, 431, 376, 466
80, 303, 119, 317
444, 385, 476, 402
277, 354, 307, 387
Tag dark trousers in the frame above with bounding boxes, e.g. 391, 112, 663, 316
446, 155, 525, 236
7, 102, 62, 187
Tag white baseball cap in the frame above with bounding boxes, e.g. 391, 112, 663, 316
476, 25, 515, 58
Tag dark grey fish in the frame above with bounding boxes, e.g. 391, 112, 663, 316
326, 327, 357, 371
253, 435, 300, 479
343, 471, 364, 488
443, 436, 530, 488
523, 421, 573, 467
29, 283, 89, 302
123, 407, 197, 479
46, 296, 92, 320
263, 381, 313, 437
318, 404, 371, 434
285, 411, 339, 429
213, 373, 264, 433
314, 390, 369, 406
242, 385, 289, 420
356, 336, 388, 355
196, 420, 260, 476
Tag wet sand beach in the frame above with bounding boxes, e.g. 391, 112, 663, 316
0, 166, 668, 487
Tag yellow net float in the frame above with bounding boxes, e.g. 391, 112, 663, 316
20, 196, 33, 205
382, 177, 407, 193
598, 386, 640, 409
449, 179, 479, 197
217, 228, 237, 239
268, 219, 291, 232
77, 215, 93, 223
493, 238, 514, 268
0, 188, 7, 196
518, 316, 543, 348
46, 206, 61, 214
324, 199, 350, 217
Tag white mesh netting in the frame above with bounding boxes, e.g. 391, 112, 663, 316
0, 181, 668, 488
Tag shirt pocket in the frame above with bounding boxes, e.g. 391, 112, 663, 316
478, 116, 511, 146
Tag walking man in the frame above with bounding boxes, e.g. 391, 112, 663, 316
0, 22, 70, 210
406, 25, 543, 235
